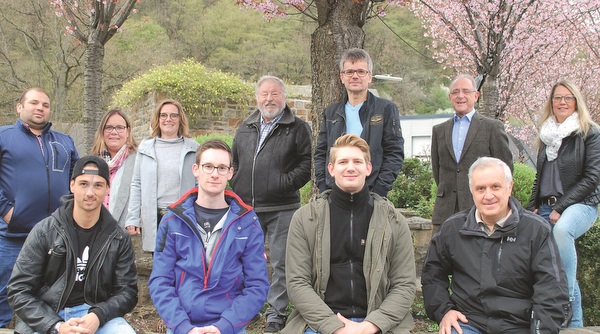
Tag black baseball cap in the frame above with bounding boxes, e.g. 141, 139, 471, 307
71, 155, 110, 186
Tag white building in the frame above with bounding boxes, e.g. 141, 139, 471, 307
399, 114, 452, 161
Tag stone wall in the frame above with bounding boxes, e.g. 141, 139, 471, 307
404, 215, 433, 273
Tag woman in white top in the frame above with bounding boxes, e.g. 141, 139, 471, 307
125, 99, 199, 252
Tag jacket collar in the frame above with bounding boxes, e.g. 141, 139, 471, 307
310, 189, 389, 228
460, 196, 522, 238
335, 91, 376, 117
329, 183, 372, 210
138, 136, 197, 157
16, 118, 52, 135
54, 194, 120, 240
169, 188, 253, 226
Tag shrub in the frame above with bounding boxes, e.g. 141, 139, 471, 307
416, 182, 436, 219
511, 163, 536, 206
112, 59, 254, 115
388, 158, 433, 209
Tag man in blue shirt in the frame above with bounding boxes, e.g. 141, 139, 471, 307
430, 74, 512, 233
314, 48, 404, 197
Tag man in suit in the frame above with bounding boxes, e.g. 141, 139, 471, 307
430, 74, 513, 233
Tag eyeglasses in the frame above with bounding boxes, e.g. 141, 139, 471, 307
341, 69, 370, 77
552, 95, 576, 104
159, 113, 180, 120
201, 164, 231, 176
104, 125, 127, 133
450, 89, 477, 96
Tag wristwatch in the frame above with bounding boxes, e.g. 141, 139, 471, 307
49, 321, 64, 334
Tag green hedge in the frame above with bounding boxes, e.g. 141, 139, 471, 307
511, 163, 536, 206
112, 59, 253, 115
195, 134, 233, 148
388, 158, 433, 210
389, 161, 536, 219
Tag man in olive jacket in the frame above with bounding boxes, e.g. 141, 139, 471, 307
8, 156, 137, 334
283, 134, 415, 334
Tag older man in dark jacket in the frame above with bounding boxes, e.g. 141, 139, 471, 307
231, 75, 312, 333
8, 156, 137, 334
422, 157, 569, 334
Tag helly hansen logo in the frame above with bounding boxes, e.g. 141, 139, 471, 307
504, 236, 517, 243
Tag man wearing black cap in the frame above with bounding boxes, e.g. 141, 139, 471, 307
7, 156, 138, 334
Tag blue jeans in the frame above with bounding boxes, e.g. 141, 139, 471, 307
259, 209, 296, 323
304, 318, 365, 334
0, 235, 25, 326
538, 203, 598, 327
167, 327, 246, 334
450, 323, 483, 334
34, 304, 135, 334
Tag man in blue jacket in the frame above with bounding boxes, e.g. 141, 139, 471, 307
149, 139, 269, 334
0, 87, 78, 327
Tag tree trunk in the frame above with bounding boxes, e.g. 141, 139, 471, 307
83, 40, 105, 153
478, 66, 500, 119
310, 0, 369, 191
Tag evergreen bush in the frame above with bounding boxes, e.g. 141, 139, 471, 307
388, 161, 534, 215
112, 59, 253, 115
511, 163, 536, 206
416, 182, 436, 219
387, 158, 432, 209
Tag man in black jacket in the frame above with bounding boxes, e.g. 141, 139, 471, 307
231, 75, 312, 333
314, 48, 404, 197
422, 157, 569, 334
8, 156, 137, 334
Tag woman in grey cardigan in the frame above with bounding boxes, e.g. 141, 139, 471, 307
91, 108, 138, 228
125, 99, 199, 252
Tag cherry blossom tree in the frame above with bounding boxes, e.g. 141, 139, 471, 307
51, 0, 140, 152
411, 0, 600, 138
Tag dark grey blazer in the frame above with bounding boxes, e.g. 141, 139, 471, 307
430, 111, 513, 225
